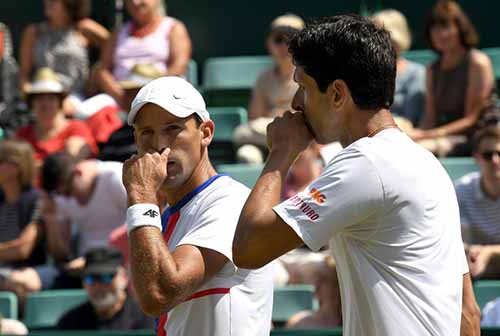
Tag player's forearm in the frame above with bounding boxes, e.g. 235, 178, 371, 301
461, 273, 481, 336
129, 227, 187, 316
233, 149, 294, 267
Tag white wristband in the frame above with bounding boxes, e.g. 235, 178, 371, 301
126, 203, 162, 235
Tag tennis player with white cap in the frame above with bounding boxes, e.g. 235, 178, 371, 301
122, 76, 274, 336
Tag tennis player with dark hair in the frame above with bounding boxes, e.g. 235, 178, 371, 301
233, 15, 480, 336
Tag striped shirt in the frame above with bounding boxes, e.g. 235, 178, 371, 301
455, 172, 500, 244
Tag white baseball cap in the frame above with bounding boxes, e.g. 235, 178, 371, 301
128, 76, 210, 125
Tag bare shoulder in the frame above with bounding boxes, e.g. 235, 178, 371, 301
469, 49, 492, 69
77, 18, 105, 33
22, 23, 37, 37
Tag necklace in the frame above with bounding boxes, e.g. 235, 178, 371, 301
367, 123, 399, 138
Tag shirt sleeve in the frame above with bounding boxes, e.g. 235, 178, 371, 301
176, 186, 250, 264
273, 147, 384, 252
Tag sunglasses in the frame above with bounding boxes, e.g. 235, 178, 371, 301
272, 35, 288, 45
84, 273, 115, 285
480, 150, 500, 161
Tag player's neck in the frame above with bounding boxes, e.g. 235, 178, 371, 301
342, 108, 397, 146
164, 156, 217, 206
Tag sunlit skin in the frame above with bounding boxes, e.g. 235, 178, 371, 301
126, 0, 160, 27
132, 103, 216, 205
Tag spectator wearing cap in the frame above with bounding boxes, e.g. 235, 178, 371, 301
95, 0, 192, 109
372, 9, 426, 127
234, 14, 304, 163
57, 247, 153, 330
99, 64, 165, 162
15, 68, 97, 164
456, 126, 500, 279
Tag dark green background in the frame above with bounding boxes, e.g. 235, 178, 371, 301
0, 1, 497, 71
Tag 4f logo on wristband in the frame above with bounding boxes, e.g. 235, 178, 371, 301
143, 209, 159, 218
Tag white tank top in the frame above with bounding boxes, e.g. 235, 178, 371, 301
113, 17, 175, 81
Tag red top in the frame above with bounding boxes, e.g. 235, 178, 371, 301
16, 120, 98, 162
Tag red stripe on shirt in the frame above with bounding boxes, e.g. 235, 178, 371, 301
185, 287, 231, 302
163, 211, 181, 243
157, 314, 168, 336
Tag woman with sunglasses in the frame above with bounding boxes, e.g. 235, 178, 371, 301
456, 125, 500, 280
234, 14, 305, 163
95, 0, 192, 109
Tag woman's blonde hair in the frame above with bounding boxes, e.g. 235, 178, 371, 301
0, 140, 36, 188
372, 9, 412, 53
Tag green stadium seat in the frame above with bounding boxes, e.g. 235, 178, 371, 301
186, 59, 198, 87
209, 107, 248, 142
0, 291, 18, 319
271, 329, 343, 336
26, 331, 154, 336
216, 163, 263, 188
208, 107, 248, 165
474, 280, 500, 311
24, 289, 88, 329
481, 327, 500, 336
402, 49, 436, 65
439, 157, 478, 182
202, 56, 272, 107
272, 285, 317, 324
483, 48, 500, 81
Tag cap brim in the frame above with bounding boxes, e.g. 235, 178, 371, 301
83, 264, 119, 276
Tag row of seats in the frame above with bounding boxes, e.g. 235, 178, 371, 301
217, 158, 478, 189
194, 48, 500, 108
8, 328, 500, 336
0, 285, 316, 330
2, 279, 497, 331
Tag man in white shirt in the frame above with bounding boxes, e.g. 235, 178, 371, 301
232, 15, 480, 335
122, 77, 274, 336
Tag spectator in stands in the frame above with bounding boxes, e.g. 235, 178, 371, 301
456, 126, 500, 279
19, 0, 109, 116
0, 314, 28, 335
0, 140, 45, 273
57, 247, 153, 330
99, 64, 165, 162
412, 0, 495, 157
4, 152, 127, 298
15, 68, 98, 164
95, 0, 192, 108
233, 13, 304, 163
282, 142, 323, 200
286, 256, 342, 329
372, 9, 426, 126
0, 22, 23, 137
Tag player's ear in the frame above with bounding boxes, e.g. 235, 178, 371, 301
200, 119, 214, 149
327, 79, 349, 109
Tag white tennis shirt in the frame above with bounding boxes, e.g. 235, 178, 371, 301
156, 175, 274, 336
274, 129, 467, 336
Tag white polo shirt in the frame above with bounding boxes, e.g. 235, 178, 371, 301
156, 175, 274, 336
274, 129, 467, 336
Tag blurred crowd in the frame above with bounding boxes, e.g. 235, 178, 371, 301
0, 0, 499, 334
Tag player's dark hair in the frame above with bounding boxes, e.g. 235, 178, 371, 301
41, 151, 78, 193
288, 14, 396, 110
